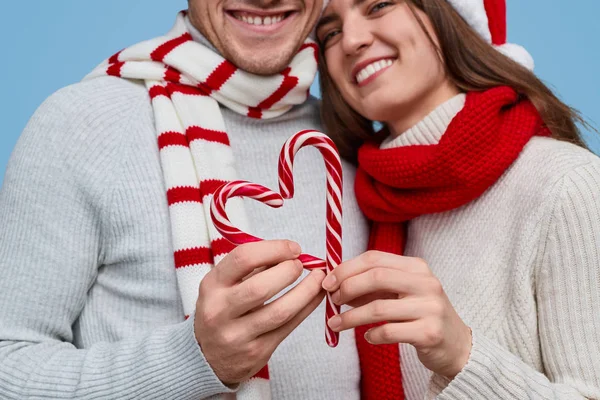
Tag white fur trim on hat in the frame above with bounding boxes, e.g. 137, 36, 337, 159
447, 0, 534, 70
447, 0, 492, 42
496, 43, 535, 70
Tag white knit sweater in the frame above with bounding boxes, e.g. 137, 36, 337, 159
384, 94, 600, 399
1, 74, 599, 398
0, 75, 368, 399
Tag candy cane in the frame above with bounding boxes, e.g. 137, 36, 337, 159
210, 130, 343, 347
210, 181, 326, 269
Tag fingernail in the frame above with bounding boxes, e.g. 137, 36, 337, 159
322, 274, 337, 290
328, 316, 342, 330
331, 291, 341, 304
288, 241, 301, 256
364, 330, 374, 344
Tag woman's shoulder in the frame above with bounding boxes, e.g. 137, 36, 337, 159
503, 136, 600, 223
520, 138, 600, 290
494, 137, 599, 220
523, 136, 599, 165
511, 136, 600, 188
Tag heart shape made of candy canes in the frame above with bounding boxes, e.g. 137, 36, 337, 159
210, 130, 343, 347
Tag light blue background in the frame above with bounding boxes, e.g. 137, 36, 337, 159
1, 1, 599, 185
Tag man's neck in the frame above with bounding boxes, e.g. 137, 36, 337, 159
184, 16, 219, 53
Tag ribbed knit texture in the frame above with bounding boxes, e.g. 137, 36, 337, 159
355, 87, 550, 400
380, 94, 466, 149
0, 76, 368, 399
377, 93, 600, 399
2, 75, 599, 399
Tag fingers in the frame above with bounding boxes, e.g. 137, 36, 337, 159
228, 259, 304, 316
214, 240, 302, 286
322, 251, 430, 292
344, 291, 398, 309
363, 320, 429, 346
241, 266, 267, 281
331, 267, 433, 305
327, 298, 425, 332
247, 269, 327, 339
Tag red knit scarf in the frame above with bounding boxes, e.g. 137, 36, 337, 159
354, 86, 550, 399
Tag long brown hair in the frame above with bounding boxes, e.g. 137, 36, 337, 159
318, 0, 591, 162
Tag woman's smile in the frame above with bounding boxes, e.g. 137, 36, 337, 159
352, 57, 395, 86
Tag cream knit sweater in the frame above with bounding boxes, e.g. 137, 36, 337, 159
383, 94, 600, 399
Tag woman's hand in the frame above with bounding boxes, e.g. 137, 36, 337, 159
322, 251, 472, 379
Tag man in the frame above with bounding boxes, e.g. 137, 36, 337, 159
0, 0, 369, 399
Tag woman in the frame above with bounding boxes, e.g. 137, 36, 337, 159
315, 0, 600, 398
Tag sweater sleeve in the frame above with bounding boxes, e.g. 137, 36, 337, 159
427, 160, 600, 400
0, 82, 234, 399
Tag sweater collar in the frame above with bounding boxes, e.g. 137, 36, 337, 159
380, 93, 466, 149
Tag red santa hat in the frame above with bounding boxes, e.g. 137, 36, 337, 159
448, 0, 534, 69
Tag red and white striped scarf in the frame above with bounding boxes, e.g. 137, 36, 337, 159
85, 11, 318, 400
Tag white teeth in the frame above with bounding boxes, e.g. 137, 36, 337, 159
358, 70, 367, 82
355, 59, 394, 84
234, 13, 286, 25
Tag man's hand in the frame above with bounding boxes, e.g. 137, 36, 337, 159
194, 240, 326, 385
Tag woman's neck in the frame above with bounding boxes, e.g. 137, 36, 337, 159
386, 81, 462, 139
381, 85, 465, 150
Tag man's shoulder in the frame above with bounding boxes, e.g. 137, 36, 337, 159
13, 76, 155, 186
26, 76, 153, 147
46, 76, 150, 119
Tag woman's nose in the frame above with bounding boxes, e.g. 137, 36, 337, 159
341, 16, 373, 56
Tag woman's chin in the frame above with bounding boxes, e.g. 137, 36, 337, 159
359, 107, 401, 125
352, 91, 411, 123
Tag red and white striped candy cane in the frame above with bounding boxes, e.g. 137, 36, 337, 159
210, 181, 326, 269
279, 130, 343, 347
210, 130, 343, 347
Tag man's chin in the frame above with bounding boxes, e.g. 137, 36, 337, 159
229, 48, 298, 76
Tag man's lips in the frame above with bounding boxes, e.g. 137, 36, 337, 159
225, 9, 297, 33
